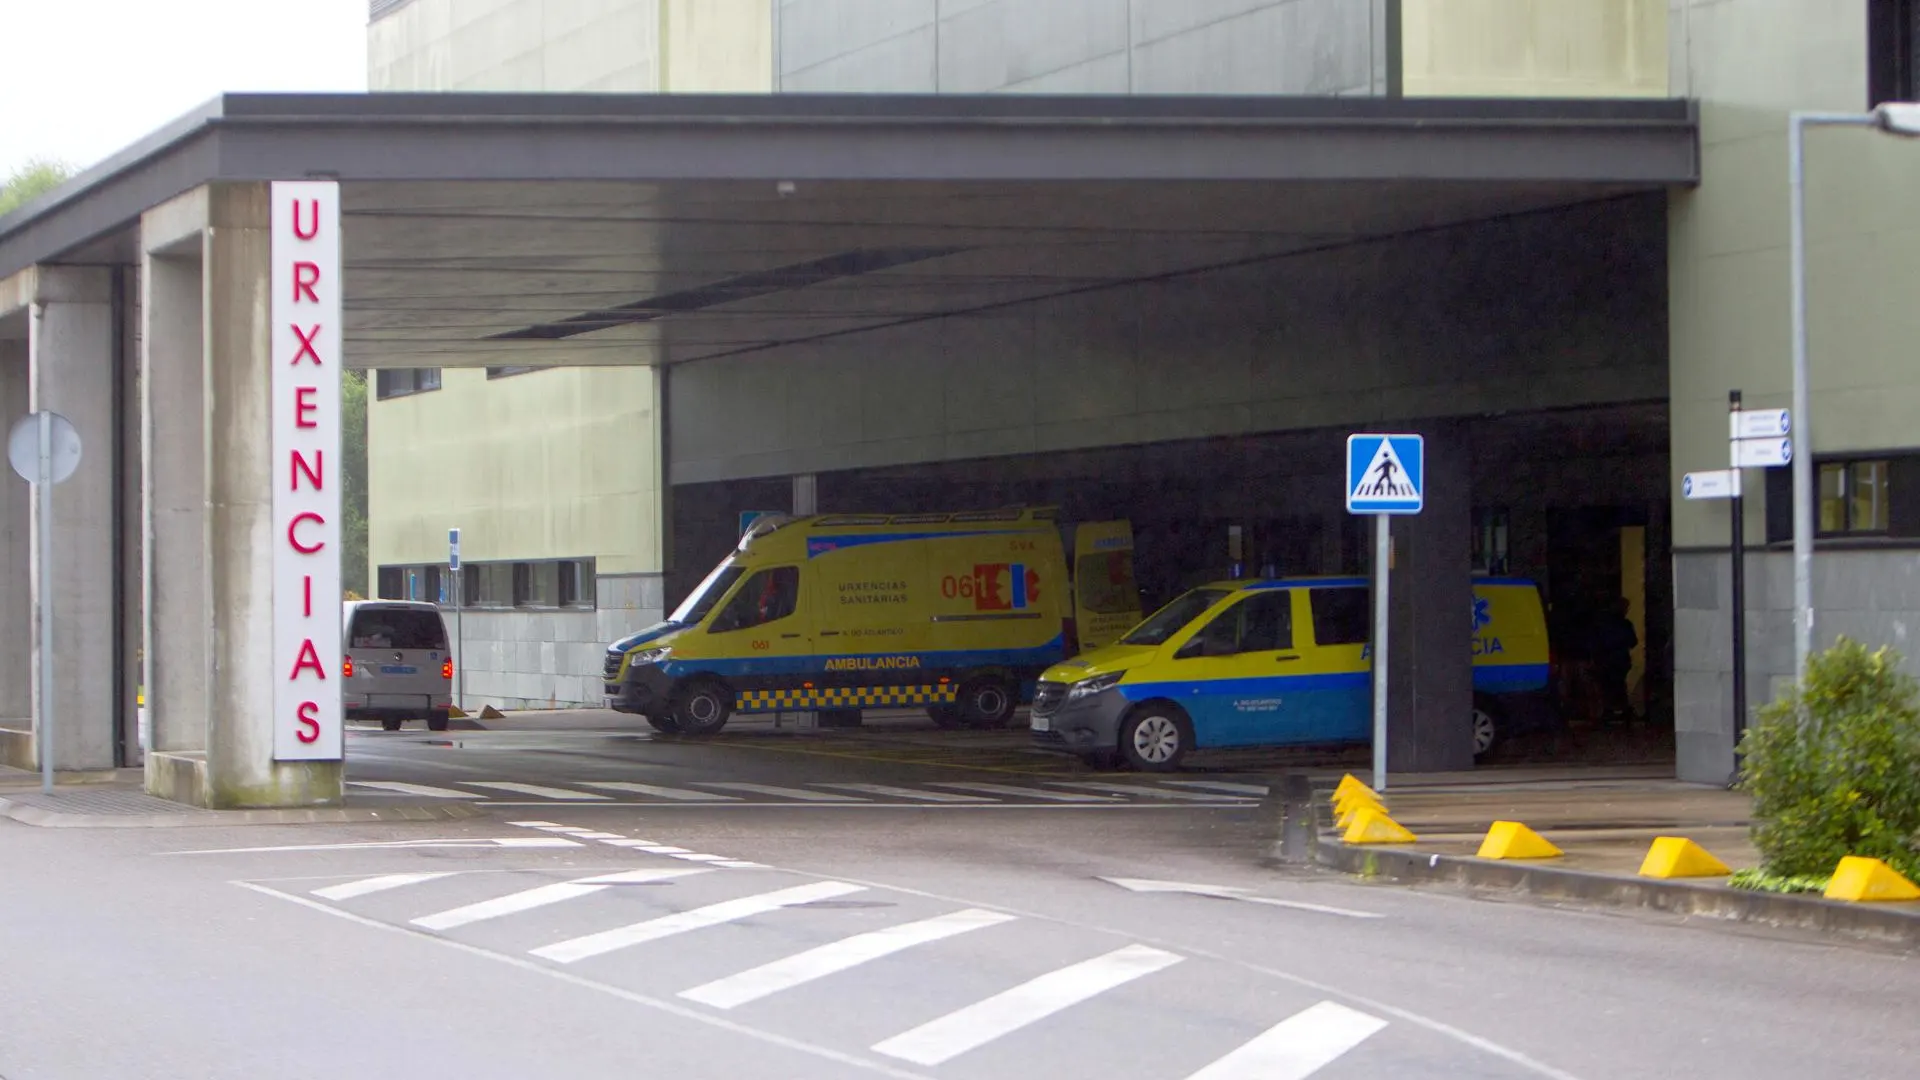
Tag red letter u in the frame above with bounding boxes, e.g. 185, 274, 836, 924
292, 199, 320, 241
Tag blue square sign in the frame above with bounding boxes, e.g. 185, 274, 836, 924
1346, 434, 1424, 514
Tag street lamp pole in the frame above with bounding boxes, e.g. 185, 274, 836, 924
1786, 104, 1920, 685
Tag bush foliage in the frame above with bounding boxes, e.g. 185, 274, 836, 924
1738, 638, 1920, 881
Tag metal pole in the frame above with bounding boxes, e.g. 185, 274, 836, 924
455, 568, 466, 712
1371, 513, 1391, 793
1729, 391, 1748, 778
1787, 111, 1882, 684
1788, 113, 1814, 686
37, 410, 54, 795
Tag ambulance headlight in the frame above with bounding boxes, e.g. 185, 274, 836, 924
1067, 673, 1123, 702
629, 646, 671, 666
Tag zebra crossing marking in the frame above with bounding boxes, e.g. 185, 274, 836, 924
1183, 1001, 1388, 1080
312, 872, 457, 901
463, 781, 612, 801
925, 781, 1118, 803
680, 908, 1017, 1009
695, 782, 868, 802
581, 781, 741, 801
412, 868, 709, 932
531, 880, 868, 964
348, 780, 484, 799
812, 783, 995, 803
872, 943, 1183, 1066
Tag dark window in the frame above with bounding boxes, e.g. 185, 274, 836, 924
1869, 0, 1920, 106
1310, 588, 1371, 646
402, 565, 443, 604
1472, 508, 1510, 575
1186, 591, 1292, 656
559, 560, 592, 607
486, 366, 539, 379
515, 561, 560, 607
1820, 459, 1891, 535
711, 567, 801, 633
465, 563, 515, 607
348, 607, 449, 651
375, 367, 442, 399
377, 566, 405, 599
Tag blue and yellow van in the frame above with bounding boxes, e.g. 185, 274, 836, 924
1029, 576, 1554, 770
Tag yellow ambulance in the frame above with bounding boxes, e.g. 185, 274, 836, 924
1030, 576, 1555, 770
604, 509, 1141, 735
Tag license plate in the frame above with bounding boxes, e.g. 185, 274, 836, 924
379, 665, 417, 675
1030, 714, 1052, 732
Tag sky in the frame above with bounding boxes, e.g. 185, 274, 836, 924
1, 0, 368, 178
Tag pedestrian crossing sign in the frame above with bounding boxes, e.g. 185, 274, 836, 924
1346, 433, 1424, 514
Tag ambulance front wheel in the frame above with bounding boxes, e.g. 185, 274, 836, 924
927, 705, 966, 729
1120, 705, 1191, 772
1471, 695, 1504, 761
645, 713, 682, 735
671, 680, 733, 737
956, 676, 1017, 729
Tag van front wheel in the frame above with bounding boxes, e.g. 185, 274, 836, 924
956, 676, 1016, 729
671, 680, 733, 737
1120, 706, 1191, 772
1472, 696, 1504, 761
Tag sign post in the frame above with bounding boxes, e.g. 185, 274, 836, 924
449, 527, 464, 712
9, 410, 83, 794
1346, 433, 1425, 793
1691, 395, 1792, 781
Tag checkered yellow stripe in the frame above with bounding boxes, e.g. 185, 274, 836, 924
736, 685, 959, 711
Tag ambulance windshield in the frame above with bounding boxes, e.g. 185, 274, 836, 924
670, 561, 746, 626
1121, 588, 1232, 646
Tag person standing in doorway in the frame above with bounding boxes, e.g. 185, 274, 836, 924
1593, 596, 1639, 725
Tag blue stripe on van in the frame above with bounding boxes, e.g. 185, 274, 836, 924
660, 638, 1065, 680
806, 530, 1026, 558
1473, 663, 1550, 692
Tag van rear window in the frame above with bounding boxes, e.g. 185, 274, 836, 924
349, 608, 448, 651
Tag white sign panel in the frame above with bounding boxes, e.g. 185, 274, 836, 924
1731, 436, 1794, 469
449, 527, 462, 571
1345, 434, 1425, 514
271, 182, 344, 762
1682, 469, 1742, 500
1728, 408, 1791, 440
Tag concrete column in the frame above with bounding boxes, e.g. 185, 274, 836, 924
142, 184, 342, 808
27, 267, 117, 774
1386, 422, 1475, 773
0, 337, 28, 738
142, 250, 207, 760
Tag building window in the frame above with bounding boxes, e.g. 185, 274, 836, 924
1869, 0, 1920, 106
465, 563, 515, 607
1820, 460, 1892, 535
559, 560, 593, 607
486, 366, 539, 379
1472, 508, 1511, 575
375, 367, 442, 399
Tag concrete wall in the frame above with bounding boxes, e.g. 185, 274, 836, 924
1401, 0, 1667, 98
669, 196, 1668, 484
368, 366, 666, 576
369, 0, 770, 92
776, 0, 1393, 95
449, 573, 665, 708
1665, 1, 1920, 780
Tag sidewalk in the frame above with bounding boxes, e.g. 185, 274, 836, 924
1306, 773, 1920, 948
0, 765, 480, 828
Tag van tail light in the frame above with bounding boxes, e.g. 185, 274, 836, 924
343, 654, 354, 678
442, 658, 454, 680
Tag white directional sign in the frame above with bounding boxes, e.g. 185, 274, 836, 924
1345, 434, 1424, 515
1729, 408, 1791, 440
1683, 469, 1742, 500
1732, 436, 1794, 469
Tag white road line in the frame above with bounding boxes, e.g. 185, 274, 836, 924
462, 782, 611, 801
348, 780, 486, 799
1183, 1001, 1388, 1080
531, 881, 867, 964
696, 783, 869, 803
813, 783, 994, 803
682, 908, 1016, 1010
714, 861, 769, 870
599, 838, 667, 848
1051, 781, 1245, 803
507, 820, 564, 828
1162, 780, 1273, 797
568, 832, 631, 841
925, 782, 1117, 803
312, 872, 457, 901
412, 868, 708, 931
581, 781, 742, 801
871, 944, 1183, 1066
162, 837, 582, 855
669, 853, 736, 863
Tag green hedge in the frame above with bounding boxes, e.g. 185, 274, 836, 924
1738, 638, 1920, 882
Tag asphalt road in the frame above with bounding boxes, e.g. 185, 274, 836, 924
1, 717, 1914, 1079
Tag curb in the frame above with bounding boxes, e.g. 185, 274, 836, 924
0, 797, 486, 829
1313, 834, 1920, 948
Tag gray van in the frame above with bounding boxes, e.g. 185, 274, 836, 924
343, 600, 454, 731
